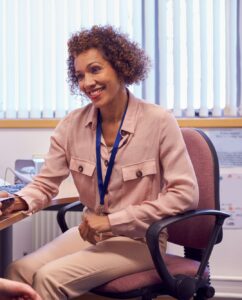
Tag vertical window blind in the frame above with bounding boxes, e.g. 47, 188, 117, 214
0, 0, 241, 119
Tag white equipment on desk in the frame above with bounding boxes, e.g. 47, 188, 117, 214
14, 159, 44, 184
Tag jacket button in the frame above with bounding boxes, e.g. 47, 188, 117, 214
78, 165, 83, 173
136, 170, 143, 178
121, 130, 127, 136
104, 160, 109, 167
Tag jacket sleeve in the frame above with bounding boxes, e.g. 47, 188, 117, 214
108, 111, 199, 238
15, 117, 71, 213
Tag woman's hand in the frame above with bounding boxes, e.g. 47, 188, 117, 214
0, 278, 42, 300
0, 191, 28, 216
78, 214, 111, 245
0, 192, 15, 216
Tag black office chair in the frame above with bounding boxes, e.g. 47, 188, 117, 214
57, 128, 229, 300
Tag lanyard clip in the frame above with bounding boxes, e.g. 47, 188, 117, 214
97, 204, 105, 216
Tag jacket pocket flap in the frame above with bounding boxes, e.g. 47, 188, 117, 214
70, 157, 96, 177
122, 159, 157, 181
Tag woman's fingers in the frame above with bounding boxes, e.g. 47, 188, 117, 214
78, 220, 100, 245
78, 221, 89, 240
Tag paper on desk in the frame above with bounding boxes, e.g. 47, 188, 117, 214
0, 178, 10, 186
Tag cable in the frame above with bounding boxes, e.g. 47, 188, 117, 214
4, 167, 34, 184
4, 167, 15, 185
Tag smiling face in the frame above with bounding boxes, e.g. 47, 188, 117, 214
74, 48, 126, 110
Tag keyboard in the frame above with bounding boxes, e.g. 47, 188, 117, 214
0, 183, 26, 194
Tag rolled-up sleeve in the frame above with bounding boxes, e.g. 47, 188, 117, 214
16, 117, 71, 213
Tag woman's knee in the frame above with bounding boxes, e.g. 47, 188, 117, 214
5, 258, 33, 284
33, 265, 64, 299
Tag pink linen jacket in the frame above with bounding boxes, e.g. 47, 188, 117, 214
17, 91, 199, 238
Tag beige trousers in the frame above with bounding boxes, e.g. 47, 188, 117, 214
6, 227, 167, 300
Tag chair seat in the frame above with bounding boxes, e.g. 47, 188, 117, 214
93, 254, 209, 294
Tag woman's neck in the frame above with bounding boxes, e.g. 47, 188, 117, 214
100, 88, 128, 124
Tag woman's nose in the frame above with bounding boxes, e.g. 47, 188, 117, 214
83, 73, 95, 88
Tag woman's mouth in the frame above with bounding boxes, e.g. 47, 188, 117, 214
88, 87, 105, 100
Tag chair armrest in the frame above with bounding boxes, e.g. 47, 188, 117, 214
57, 200, 84, 232
146, 209, 229, 298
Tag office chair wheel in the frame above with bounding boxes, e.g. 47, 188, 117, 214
175, 275, 196, 300
194, 285, 215, 300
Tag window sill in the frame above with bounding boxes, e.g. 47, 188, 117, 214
177, 118, 242, 128
0, 118, 242, 128
0, 119, 61, 128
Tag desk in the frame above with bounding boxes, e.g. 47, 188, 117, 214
0, 196, 78, 277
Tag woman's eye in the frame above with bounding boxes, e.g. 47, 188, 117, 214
76, 73, 84, 81
91, 66, 101, 73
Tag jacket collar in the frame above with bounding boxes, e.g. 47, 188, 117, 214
84, 89, 140, 134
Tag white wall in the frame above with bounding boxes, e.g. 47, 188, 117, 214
0, 128, 52, 182
1, 127, 242, 298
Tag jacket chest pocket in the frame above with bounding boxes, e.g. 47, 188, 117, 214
121, 159, 157, 202
70, 157, 96, 206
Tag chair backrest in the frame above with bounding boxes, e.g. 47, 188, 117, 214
168, 128, 220, 249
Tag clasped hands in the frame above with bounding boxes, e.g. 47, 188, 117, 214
78, 213, 111, 245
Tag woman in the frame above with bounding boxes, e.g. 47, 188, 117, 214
1, 25, 198, 299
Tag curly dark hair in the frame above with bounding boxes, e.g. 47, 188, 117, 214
67, 25, 151, 95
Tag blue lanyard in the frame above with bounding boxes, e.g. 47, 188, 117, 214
96, 104, 128, 206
